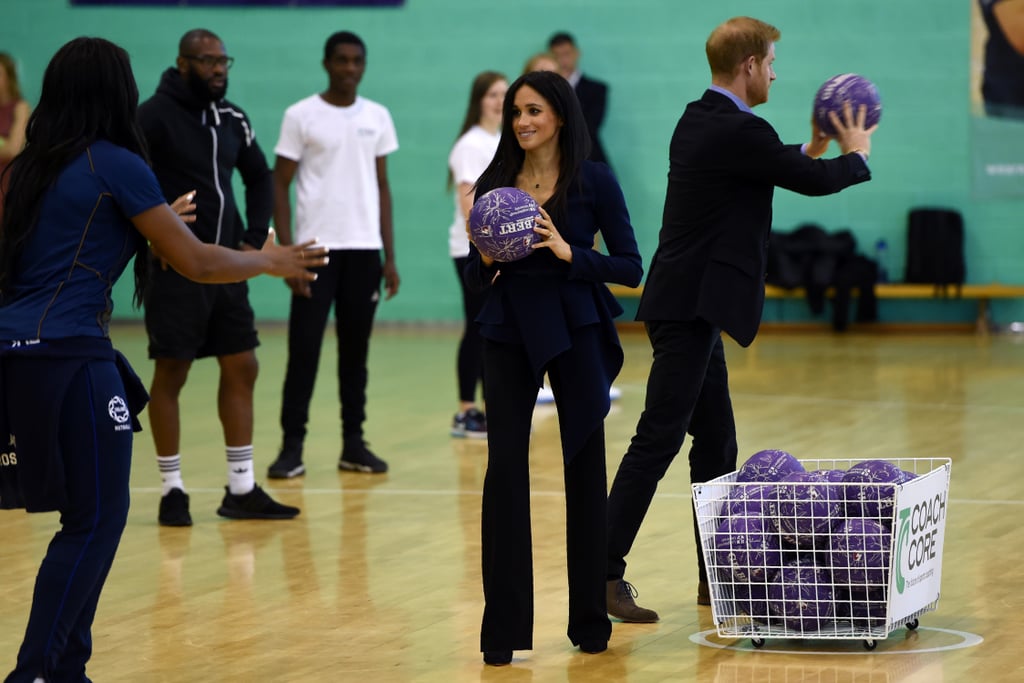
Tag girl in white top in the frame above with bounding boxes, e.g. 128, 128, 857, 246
448, 71, 506, 439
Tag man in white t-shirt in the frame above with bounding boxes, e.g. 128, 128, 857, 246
267, 30, 399, 479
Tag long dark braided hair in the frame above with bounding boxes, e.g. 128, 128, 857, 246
0, 37, 151, 306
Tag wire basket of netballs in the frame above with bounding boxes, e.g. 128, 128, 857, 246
691, 451, 951, 650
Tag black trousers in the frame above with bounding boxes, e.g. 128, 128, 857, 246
280, 250, 381, 443
480, 332, 612, 652
453, 257, 485, 404
607, 319, 738, 583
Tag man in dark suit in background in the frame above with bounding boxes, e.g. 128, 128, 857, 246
604, 16, 877, 623
549, 32, 611, 168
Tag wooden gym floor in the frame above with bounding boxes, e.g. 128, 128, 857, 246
2, 323, 1022, 682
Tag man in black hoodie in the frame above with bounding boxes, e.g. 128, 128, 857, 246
139, 28, 299, 526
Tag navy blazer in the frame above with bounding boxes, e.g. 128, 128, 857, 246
638, 89, 871, 346
465, 161, 642, 461
467, 161, 642, 376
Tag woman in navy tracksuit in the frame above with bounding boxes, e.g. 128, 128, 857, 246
465, 70, 642, 665
0, 37, 321, 682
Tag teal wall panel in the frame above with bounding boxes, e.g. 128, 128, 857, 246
3, 0, 1021, 325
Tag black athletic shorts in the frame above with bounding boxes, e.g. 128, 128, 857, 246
144, 265, 259, 360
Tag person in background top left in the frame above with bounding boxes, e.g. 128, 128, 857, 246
447, 70, 507, 439
0, 36, 325, 683
138, 28, 299, 526
0, 52, 31, 176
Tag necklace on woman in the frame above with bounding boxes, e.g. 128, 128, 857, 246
522, 176, 547, 190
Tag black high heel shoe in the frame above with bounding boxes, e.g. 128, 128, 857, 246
483, 649, 513, 666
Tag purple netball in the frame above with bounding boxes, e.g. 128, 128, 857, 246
733, 581, 770, 624
813, 73, 882, 136
842, 460, 904, 522
811, 468, 847, 484
714, 514, 784, 584
468, 187, 541, 262
724, 483, 773, 518
829, 517, 892, 589
736, 449, 805, 483
767, 558, 836, 633
835, 587, 888, 629
768, 471, 843, 550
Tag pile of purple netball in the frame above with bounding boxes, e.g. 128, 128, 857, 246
710, 449, 914, 633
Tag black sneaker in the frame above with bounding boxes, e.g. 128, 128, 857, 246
338, 439, 388, 474
267, 441, 305, 479
451, 408, 487, 439
216, 484, 300, 520
159, 488, 193, 527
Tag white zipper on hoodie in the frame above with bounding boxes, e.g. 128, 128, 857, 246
201, 103, 226, 245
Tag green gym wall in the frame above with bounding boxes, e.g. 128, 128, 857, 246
3, 0, 1022, 325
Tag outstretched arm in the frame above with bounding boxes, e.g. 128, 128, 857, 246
133, 203, 326, 284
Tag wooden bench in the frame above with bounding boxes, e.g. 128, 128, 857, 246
607, 282, 1024, 333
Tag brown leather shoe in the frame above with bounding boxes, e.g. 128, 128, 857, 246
606, 579, 659, 623
697, 580, 711, 606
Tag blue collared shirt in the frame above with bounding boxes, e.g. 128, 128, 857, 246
709, 84, 753, 114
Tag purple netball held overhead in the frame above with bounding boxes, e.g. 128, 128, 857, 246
813, 73, 882, 136
468, 187, 541, 262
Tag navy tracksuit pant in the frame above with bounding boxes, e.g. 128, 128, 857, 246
5, 360, 133, 683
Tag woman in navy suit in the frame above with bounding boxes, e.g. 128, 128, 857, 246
464, 70, 642, 665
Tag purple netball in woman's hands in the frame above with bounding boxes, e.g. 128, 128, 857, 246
468, 187, 541, 262
813, 73, 882, 136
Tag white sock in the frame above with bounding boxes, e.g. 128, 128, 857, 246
157, 455, 184, 496
226, 445, 255, 495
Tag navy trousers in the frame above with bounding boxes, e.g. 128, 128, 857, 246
607, 319, 739, 584
6, 360, 133, 683
480, 330, 612, 652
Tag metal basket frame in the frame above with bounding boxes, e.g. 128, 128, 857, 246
692, 457, 951, 648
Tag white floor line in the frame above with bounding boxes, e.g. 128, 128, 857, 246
133, 486, 1023, 505
733, 391, 1024, 414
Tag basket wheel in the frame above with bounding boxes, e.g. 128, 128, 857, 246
863, 639, 878, 651
906, 619, 920, 631
751, 638, 765, 649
